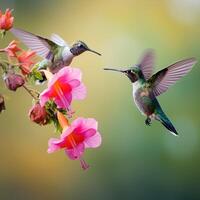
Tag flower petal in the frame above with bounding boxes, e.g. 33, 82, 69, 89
48, 67, 81, 87
72, 83, 87, 100
39, 89, 52, 107
47, 138, 63, 153
65, 67, 82, 82
54, 92, 72, 109
65, 143, 85, 160
84, 132, 102, 148
82, 128, 96, 138
71, 118, 97, 133
68, 79, 80, 88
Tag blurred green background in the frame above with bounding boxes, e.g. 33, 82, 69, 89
0, 0, 200, 199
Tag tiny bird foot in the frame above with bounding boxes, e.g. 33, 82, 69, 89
145, 117, 151, 126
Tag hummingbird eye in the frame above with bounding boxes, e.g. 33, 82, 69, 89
125, 70, 132, 74
78, 43, 84, 48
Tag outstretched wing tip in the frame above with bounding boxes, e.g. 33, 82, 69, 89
144, 48, 155, 53
10, 27, 52, 59
51, 33, 68, 47
188, 57, 197, 63
138, 49, 155, 80
151, 57, 197, 96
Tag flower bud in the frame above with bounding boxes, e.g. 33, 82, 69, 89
4, 40, 21, 57
17, 50, 36, 75
29, 103, 48, 125
4, 72, 25, 91
0, 9, 14, 31
0, 94, 5, 113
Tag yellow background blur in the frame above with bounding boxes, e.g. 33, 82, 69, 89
0, 0, 200, 199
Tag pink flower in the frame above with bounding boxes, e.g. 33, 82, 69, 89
40, 67, 86, 111
17, 50, 36, 75
0, 8, 14, 31
48, 112, 101, 170
4, 40, 21, 57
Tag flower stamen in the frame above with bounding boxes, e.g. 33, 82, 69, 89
68, 134, 89, 170
54, 82, 73, 117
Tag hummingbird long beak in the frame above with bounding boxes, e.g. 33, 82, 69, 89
87, 48, 101, 56
103, 68, 125, 73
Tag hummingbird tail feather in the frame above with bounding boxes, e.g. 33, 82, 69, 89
156, 114, 178, 136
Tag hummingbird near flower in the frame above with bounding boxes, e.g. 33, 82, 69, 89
10, 28, 101, 74
104, 50, 197, 136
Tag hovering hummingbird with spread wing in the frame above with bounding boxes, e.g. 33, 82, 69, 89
10, 28, 101, 74
104, 50, 197, 136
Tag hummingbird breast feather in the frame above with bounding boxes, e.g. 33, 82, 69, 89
62, 47, 74, 65
49, 47, 74, 74
132, 82, 155, 116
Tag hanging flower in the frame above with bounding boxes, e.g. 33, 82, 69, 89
4, 40, 21, 57
48, 111, 101, 170
17, 50, 36, 75
40, 67, 86, 112
0, 8, 14, 31
29, 103, 48, 125
0, 94, 5, 113
4, 70, 25, 91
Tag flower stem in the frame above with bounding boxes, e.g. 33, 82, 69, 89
22, 85, 39, 100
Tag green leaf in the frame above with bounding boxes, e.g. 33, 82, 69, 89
27, 67, 44, 83
44, 100, 64, 133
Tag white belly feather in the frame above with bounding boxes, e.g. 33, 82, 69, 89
132, 81, 145, 115
62, 47, 74, 65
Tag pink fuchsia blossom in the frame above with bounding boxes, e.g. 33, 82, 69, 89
40, 67, 86, 112
17, 50, 36, 75
4, 40, 21, 57
48, 111, 101, 170
0, 8, 14, 31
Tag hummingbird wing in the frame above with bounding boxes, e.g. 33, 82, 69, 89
51, 34, 69, 47
10, 28, 58, 59
137, 49, 155, 80
148, 58, 197, 96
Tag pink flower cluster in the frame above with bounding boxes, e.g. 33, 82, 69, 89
39, 67, 101, 170
0, 8, 101, 170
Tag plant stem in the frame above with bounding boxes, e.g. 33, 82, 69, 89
22, 85, 39, 100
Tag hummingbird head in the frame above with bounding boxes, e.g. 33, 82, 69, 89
104, 66, 141, 83
70, 41, 101, 56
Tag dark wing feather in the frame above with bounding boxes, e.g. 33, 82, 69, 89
148, 58, 197, 96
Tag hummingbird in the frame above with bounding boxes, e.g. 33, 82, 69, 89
10, 28, 101, 74
104, 50, 197, 136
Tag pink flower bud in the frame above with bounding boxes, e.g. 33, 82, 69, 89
4, 72, 25, 91
17, 50, 36, 75
29, 103, 48, 125
0, 9, 14, 31
0, 94, 5, 113
4, 40, 21, 57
